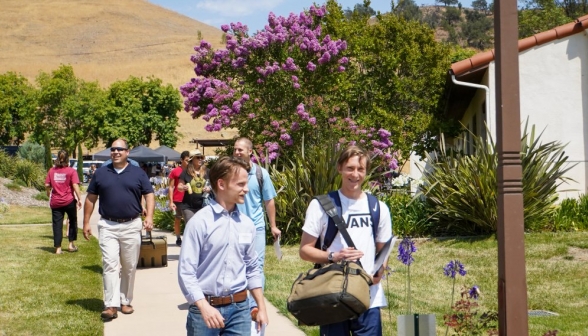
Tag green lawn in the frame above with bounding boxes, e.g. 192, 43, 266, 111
265, 232, 588, 335
0, 225, 103, 336
0, 205, 52, 224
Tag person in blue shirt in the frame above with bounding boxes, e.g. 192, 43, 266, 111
233, 138, 280, 322
178, 156, 268, 335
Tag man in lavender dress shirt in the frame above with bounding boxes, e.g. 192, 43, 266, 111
178, 156, 269, 335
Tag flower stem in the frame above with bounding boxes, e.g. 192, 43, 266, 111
445, 277, 456, 336
407, 264, 411, 315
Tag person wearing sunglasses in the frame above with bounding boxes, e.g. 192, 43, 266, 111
82, 138, 155, 321
177, 149, 211, 223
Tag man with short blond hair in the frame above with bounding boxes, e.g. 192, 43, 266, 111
299, 145, 393, 336
179, 156, 269, 335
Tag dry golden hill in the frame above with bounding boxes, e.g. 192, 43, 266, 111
0, 0, 239, 153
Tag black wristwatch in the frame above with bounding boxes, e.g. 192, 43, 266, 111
327, 251, 334, 263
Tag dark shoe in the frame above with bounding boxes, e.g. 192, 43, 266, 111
250, 307, 258, 321
101, 307, 118, 320
121, 305, 134, 314
176, 237, 182, 246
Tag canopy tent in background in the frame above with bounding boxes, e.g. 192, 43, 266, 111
91, 145, 166, 162
91, 148, 112, 161
154, 145, 181, 162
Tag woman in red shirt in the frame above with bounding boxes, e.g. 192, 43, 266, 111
45, 150, 82, 254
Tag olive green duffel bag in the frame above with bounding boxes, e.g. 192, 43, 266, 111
286, 260, 372, 326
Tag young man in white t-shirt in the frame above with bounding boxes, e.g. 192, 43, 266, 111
299, 145, 392, 336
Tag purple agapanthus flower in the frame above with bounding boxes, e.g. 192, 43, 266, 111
397, 237, 417, 266
444, 260, 467, 278
468, 285, 480, 300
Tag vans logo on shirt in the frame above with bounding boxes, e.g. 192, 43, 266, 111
346, 213, 373, 229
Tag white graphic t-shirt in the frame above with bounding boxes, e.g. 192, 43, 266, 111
302, 191, 393, 308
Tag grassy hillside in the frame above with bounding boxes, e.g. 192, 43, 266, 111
0, 0, 238, 152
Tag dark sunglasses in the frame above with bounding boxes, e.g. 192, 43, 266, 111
110, 147, 128, 152
192, 156, 204, 160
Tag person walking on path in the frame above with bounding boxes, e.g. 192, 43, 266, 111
177, 149, 211, 223
45, 149, 82, 254
82, 138, 155, 321
299, 145, 393, 336
232, 138, 280, 321
168, 150, 190, 246
178, 156, 269, 335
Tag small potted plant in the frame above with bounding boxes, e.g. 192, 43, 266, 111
397, 237, 436, 336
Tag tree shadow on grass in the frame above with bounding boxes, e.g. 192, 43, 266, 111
82, 264, 103, 274
66, 298, 103, 313
40, 235, 54, 239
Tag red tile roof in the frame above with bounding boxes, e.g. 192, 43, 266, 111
451, 15, 588, 76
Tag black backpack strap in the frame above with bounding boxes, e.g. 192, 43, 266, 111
366, 193, 380, 242
254, 164, 264, 196
314, 192, 356, 250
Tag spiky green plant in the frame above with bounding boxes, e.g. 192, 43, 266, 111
419, 122, 574, 235
271, 138, 344, 244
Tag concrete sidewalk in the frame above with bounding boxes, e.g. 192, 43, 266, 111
78, 199, 304, 336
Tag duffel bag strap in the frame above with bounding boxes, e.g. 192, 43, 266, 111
314, 195, 356, 249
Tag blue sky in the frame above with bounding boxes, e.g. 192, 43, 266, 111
148, 0, 473, 34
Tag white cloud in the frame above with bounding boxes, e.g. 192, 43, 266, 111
195, 0, 284, 17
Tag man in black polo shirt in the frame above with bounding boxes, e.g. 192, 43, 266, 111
83, 138, 155, 321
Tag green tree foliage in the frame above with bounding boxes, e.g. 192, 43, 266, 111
392, 0, 423, 22
343, 2, 377, 19
443, 6, 463, 26
461, 10, 494, 49
102, 76, 181, 147
519, 0, 571, 38
324, 0, 452, 159
437, 0, 459, 6
0, 72, 36, 145
559, 0, 588, 18
17, 141, 45, 165
32, 65, 107, 158
471, 0, 489, 13
448, 44, 477, 63
77, 143, 83, 182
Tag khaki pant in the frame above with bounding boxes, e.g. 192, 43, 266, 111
98, 217, 142, 307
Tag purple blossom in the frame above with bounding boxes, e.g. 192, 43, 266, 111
444, 260, 467, 279
468, 285, 480, 300
248, 113, 256, 119
291, 122, 300, 131
293, 83, 300, 89
398, 237, 417, 266
291, 75, 299, 82
308, 117, 316, 125
307, 61, 316, 71
280, 133, 291, 142
221, 24, 230, 33
264, 141, 280, 152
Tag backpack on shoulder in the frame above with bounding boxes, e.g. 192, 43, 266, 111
286, 192, 379, 326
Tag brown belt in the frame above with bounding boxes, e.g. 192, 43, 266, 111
204, 289, 247, 307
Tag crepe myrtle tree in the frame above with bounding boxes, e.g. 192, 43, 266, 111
180, 5, 398, 171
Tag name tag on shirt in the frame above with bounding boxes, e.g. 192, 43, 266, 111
238, 232, 252, 244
